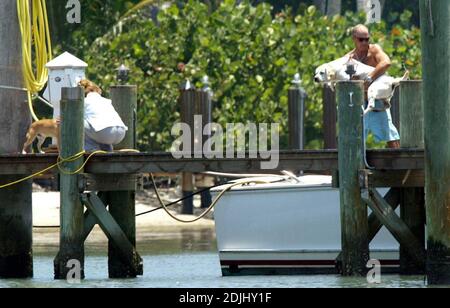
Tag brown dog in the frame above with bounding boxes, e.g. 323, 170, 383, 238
22, 119, 60, 154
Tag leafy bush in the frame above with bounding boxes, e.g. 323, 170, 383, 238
86, 0, 421, 151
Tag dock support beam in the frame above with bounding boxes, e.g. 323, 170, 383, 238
399, 80, 426, 275
0, 0, 33, 278
420, 0, 450, 285
109, 85, 142, 278
54, 87, 85, 280
337, 81, 369, 276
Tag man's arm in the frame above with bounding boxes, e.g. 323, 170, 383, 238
369, 44, 391, 80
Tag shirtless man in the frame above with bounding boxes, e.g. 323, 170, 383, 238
346, 24, 400, 149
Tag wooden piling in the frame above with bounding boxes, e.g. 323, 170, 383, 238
0, 177, 33, 278
400, 81, 424, 148
109, 85, 142, 278
180, 88, 196, 214
390, 88, 401, 131
288, 84, 306, 150
323, 86, 337, 149
420, 0, 450, 285
111, 86, 137, 149
54, 87, 85, 280
337, 81, 369, 276
0, 0, 33, 278
196, 88, 213, 208
399, 80, 426, 275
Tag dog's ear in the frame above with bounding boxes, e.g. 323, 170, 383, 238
328, 71, 336, 80
323, 68, 329, 82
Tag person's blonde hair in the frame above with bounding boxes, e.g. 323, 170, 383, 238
78, 79, 102, 95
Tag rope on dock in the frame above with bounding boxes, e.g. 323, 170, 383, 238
0, 149, 140, 189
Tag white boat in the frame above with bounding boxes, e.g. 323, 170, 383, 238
211, 175, 399, 276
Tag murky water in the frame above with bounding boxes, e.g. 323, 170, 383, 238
0, 230, 437, 288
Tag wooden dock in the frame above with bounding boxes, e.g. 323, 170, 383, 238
2, 0, 450, 283
0, 149, 424, 175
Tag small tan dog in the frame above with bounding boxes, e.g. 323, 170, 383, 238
22, 119, 60, 154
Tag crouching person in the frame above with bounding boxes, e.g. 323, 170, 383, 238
79, 79, 128, 151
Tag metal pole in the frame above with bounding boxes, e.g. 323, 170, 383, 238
337, 81, 369, 276
419, 0, 450, 285
54, 87, 85, 280
0, 0, 33, 278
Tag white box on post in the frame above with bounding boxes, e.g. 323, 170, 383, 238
43, 51, 88, 120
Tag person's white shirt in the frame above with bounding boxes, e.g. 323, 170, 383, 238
84, 92, 128, 132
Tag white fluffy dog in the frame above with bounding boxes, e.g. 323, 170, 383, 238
314, 56, 409, 114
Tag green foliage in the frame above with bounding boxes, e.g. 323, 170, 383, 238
86, 0, 421, 152
47, 0, 145, 56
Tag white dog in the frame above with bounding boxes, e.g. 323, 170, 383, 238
314, 56, 409, 114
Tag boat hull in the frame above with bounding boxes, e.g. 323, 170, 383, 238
212, 176, 399, 276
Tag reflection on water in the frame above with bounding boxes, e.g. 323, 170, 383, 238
0, 229, 435, 288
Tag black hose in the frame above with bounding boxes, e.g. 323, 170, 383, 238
33, 182, 224, 228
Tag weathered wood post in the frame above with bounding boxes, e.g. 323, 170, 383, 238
419, 0, 450, 285
111, 85, 137, 149
179, 82, 195, 214
323, 86, 337, 149
109, 84, 142, 278
288, 74, 307, 150
337, 81, 369, 276
390, 88, 401, 131
0, 0, 33, 278
399, 80, 426, 275
196, 77, 213, 209
54, 87, 85, 280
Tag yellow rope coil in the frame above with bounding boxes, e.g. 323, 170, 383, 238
17, 0, 52, 121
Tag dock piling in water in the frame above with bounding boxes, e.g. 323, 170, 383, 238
399, 80, 426, 275
109, 85, 142, 278
420, 0, 450, 285
337, 81, 369, 276
0, 0, 33, 279
179, 87, 196, 214
54, 87, 85, 280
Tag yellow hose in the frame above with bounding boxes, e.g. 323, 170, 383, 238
17, 0, 53, 121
